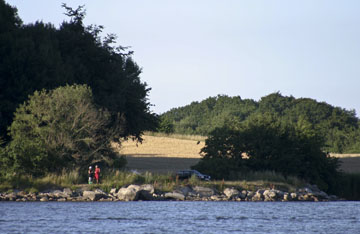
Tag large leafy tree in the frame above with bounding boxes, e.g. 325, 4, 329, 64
4, 84, 125, 176
0, 1, 157, 141
193, 114, 341, 192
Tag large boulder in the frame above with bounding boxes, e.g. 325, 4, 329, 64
165, 192, 185, 201
223, 188, 240, 199
140, 184, 155, 194
138, 184, 155, 201
263, 190, 279, 201
62, 188, 73, 198
174, 186, 193, 197
82, 190, 106, 201
116, 185, 141, 201
252, 190, 265, 201
193, 186, 215, 197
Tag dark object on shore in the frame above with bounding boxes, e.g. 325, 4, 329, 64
176, 170, 211, 181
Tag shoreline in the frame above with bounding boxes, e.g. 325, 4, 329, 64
0, 184, 340, 202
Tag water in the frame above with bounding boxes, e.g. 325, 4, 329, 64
1, 201, 359, 233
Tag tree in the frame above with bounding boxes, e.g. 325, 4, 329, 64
157, 116, 174, 134
0, 2, 157, 142
4, 84, 125, 176
193, 113, 341, 192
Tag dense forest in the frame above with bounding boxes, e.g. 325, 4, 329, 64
161, 93, 360, 153
0, 1, 157, 175
0, 1, 157, 142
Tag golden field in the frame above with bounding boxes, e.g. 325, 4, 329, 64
116, 134, 360, 174
117, 134, 205, 158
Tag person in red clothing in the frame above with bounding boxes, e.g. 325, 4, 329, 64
94, 165, 101, 184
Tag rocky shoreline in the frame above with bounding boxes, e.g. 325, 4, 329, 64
0, 184, 340, 202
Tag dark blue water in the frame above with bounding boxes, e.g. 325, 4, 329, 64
1, 201, 359, 233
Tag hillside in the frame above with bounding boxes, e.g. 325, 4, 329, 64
161, 93, 360, 153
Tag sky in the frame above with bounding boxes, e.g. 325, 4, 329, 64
6, 0, 360, 115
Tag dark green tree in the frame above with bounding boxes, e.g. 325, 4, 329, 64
4, 84, 126, 176
193, 113, 341, 192
0, 1, 157, 142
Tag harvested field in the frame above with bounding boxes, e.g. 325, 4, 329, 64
116, 134, 360, 174
117, 135, 204, 158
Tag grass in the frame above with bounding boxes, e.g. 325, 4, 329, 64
0, 168, 305, 194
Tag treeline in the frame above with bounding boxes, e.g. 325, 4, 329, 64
161, 93, 360, 153
0, 1, 157, 176
0, 1, 157, 142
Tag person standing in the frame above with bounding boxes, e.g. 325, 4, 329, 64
88, 166, 94, 184
94, 165, 101, 184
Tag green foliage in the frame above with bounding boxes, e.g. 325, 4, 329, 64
194, 114, 341, 192
5, 84, 125, 176
162, 93, 360, 153
157, 116, 174, 134
0, 1, 157, 141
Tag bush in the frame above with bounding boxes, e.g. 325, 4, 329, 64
4, 84, 126, 176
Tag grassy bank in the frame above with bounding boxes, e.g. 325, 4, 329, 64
0, 169, 304, 194
1, 169, 359, 200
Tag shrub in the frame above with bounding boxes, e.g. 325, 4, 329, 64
5, 84, 126, 176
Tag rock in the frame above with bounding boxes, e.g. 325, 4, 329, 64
51, 190, 64, 198
263, 190, 278, 201
165, 192, 185, 201
193, 186, 215, 197
175, 186, 193, 197
82, 190, 105, 201
210, 195, 222, 201
110, 188, 117, 194
252, 190, 265, 201
5, 192, 17, 201
140, 184, 155, 194
63, 188, 73, 197
116, 185, 141, 201
283, 193, 291, 201
57, 198, 66, 202
290, 193, 298, 200
40, 197, 49, 202
223, 188, 240, 199
137, 190, 154, 201
239, 190, 248, 199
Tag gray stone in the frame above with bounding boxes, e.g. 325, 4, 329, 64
140, 184, 155, 194
193, 186, 215, 197
165, 192, 185, 200
63, 188, 73, 197
40, 197, 49, 202
223, 188, 240, 199
175, 186, 193, 196
51, 190, 63, 198
210, 195, 222, 201
283, 193, 291, 201
5, 193, 17, 201
290, 193, 298, 200
239, 190, 248, 199
263, 190, 278, 201
252, 190, 265, 201
82, 190, 105, 201
110, 188, 117, 194
117, 185, 141, 201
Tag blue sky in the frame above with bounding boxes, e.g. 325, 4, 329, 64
7, 0, 360, 115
